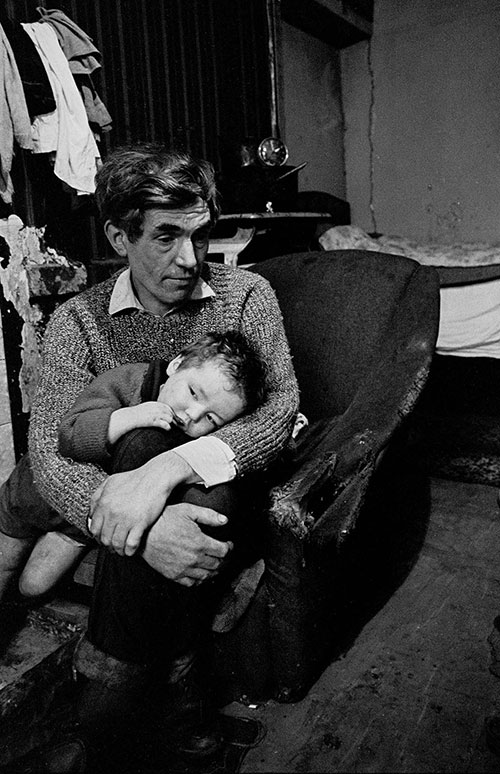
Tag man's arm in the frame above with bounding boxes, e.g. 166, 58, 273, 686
221, 276, 300, 473
29, 307, 111, 531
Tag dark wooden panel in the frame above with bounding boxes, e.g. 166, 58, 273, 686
4, 0, 273, 242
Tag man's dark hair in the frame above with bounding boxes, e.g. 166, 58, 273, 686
95, 143, 220, 242
177, 331, 267, 413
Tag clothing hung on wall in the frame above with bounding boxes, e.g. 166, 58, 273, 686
22, 21, 100, 196
0, 24, 33, 204
0, 8, 111, 204
0, 14, 55, 120
36, 7, 112, 138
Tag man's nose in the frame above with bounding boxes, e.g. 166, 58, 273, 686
176, 238, 197, 269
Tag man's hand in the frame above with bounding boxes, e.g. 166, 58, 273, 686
141, 503, 233, 586
89, 450, 198, 555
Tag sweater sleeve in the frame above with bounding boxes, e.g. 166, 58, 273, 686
213, 275, 300, 474
28, 306, 110, 531
58, 363, 148, 465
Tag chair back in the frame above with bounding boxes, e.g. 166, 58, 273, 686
252, 250, 440, 422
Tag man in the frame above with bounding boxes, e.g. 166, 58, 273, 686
15, 144, 299, 771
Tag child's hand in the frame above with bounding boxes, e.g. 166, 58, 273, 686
126, 401, 176, 431
108, 402, 176, 444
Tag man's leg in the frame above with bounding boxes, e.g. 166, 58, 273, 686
70, 426, 256, 767
8, 431, 262, 772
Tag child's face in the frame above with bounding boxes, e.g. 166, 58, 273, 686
157, 359, 246, 438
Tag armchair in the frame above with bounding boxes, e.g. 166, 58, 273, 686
212, 249, 440, 703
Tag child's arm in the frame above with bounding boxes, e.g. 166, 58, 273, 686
107, 402, 176, 444
58, 363, 150, 465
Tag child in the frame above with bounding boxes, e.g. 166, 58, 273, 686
0, 331, 266, 600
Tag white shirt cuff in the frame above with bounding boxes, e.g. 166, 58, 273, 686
173, 436, 237, 487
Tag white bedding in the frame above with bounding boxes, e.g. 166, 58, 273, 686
319, 225, 500, 359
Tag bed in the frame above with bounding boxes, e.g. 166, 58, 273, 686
319, 225, 500, 486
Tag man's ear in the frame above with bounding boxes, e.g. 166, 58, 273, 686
167, 355, 183, 376
104, 221, 128, 257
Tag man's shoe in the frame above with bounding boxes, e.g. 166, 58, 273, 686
157, 674, 222, 760
169, 714, 222, 760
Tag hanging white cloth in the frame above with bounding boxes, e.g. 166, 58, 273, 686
21, 21, 100, 194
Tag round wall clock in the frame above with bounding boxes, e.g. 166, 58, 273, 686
257, 137, 289, 167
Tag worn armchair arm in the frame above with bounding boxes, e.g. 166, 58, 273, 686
268, 429, 376, 546
269, 317, 436, 548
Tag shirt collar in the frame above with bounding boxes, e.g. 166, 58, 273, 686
109, 267, 215, 317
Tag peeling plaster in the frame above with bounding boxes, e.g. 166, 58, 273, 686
0, 215, 86, 413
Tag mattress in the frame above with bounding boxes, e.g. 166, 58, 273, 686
319, 225, 500, 359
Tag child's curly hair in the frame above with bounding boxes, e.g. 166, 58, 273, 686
177, 331, 267, 413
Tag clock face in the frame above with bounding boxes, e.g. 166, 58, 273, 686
258, 137, 289, 167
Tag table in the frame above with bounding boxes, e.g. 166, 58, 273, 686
210, 212, 332, 267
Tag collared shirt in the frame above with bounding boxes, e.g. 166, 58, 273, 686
108, 268, 237, 486
109, 266, 216, 316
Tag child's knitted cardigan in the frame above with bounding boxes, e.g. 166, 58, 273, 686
29, 262, 299, 532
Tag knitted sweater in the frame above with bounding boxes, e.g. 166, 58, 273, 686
29, 262, 299, 531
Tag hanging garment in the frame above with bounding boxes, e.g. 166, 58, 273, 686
0, 23, 33, 204
22, 21, 100, 195
73, 76, 112, 135
36, 7, 112, 136
0, 14, 55, 119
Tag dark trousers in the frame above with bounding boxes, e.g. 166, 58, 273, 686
86, 426, 263, 668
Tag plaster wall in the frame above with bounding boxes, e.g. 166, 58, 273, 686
0, 313, 15, 484
342, 0, 500, 243
280, 21, 346, 198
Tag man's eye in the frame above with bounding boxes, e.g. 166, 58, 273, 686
192, 232, 209, 246
189, 386, 197, 399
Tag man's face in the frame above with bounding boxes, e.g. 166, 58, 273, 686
157, 359, 246, 438
109, 199, 212, 315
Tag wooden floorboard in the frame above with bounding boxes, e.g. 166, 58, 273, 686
241, 478, 500, 772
